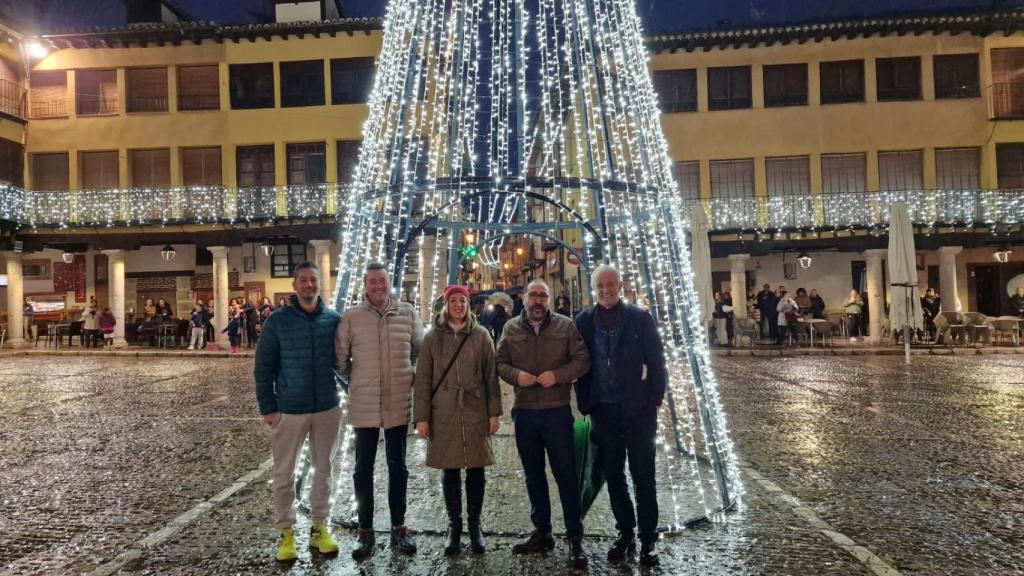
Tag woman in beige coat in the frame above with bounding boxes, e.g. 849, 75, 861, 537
414, 285, 502, 556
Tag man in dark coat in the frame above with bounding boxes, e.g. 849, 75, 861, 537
756, 283, 778, 340
254, 261, 342, 563
574, 265, 666, 566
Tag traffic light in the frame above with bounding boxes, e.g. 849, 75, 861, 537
461, 244, 478, 259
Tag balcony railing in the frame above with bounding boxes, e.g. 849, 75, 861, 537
683, 189, 1024, 232
988, 82, 1024, 120
1, 184, 1022, 232
0, 78, 26, 119
29, 97, 67, 118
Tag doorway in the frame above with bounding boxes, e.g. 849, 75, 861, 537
971, 265, 1001, 316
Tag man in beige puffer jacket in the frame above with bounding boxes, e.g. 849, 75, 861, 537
336, 263, 424, 560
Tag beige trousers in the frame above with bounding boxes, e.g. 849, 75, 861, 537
271, 406, 343, 530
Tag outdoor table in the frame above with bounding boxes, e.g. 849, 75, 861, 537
797, 318, 827, 347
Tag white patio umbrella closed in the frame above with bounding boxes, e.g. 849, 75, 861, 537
887, 202, 924, 364
690, 204, 714, 329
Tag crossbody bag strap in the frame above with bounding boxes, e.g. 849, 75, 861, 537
431, 332, 470, 400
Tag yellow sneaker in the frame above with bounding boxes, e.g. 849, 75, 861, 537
276, 528, 298, 562
310, 523, 339, 555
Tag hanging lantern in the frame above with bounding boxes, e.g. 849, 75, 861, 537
261, 242, 275, 257
994, 246, 1012, 264
797, 252, 813, 269
61, 252, 74, 264
160, 244, 176, 262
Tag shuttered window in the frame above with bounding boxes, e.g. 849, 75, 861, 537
996, 143, 1024, 189
878, 150, 923, 191
32, 152, 69, 191
766, 156, 810, 196
707, 66, 752, 110
29, 70, 67, 118
126, 67, 168, 112
652, 69, 697, 113
821, 153, 866, 194
935, 147, 980, 190
178, 65, 220, 110
336, 140, 361, 184
229, 63, 274, 110
820, 60, 865, 104
934, 54, 980, 99
281, 60, 325, 107
763, 64, 808, 107
990, 49, 1024, 119
237, 145, 275, 187
876, 57, 921, 101
182, 147, 222, 186
80, 151, 119, 189
130, 149, 170, 188
287, 142, 327, 184
672, 161, 700, 200
76, 70, 118, 115
710, 159, 754, 198
330, 58, 375, 105
0, 138, 24, 187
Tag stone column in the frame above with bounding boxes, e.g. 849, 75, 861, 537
727, 253, 750, 318
309, 239, 334, 305
101, 249, 128, 347
938, 246, 962, 312
3, 251, 25, 347
208, 246, 230, 345
865, 249, 887, 344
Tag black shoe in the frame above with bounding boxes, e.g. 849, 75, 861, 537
567, 536, 588, 569
351, 528, 375, 560
467, 518, 486, 554
512, 531, 555, 554
390, 525, 417, 554
640, 541, 660, 566
607, 533, 636, 562
444, 519, 462, 556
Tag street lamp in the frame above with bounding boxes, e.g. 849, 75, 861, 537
61, 252, 74, 264
797, 252, 813, 269
261, 242, 274, 257
464, 231, 476, 244
25, 40, 48, 60
160, 244, 176, 262
994, 246, 1012, 264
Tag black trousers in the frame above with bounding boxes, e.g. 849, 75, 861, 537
512, 405, 583, 537
441, 468, 485, 520
353, 425, 409, 529
590, 402, 659, 544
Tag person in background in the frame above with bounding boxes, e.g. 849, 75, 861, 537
711, 291, 725, 346
809, 289, 826, 319
277, 296, 288, 309
1011, 286, 1024, 319
722, 291, 735, 344
222, 307, 243, 353
921, 288, 942, 339
511, 292, 524, 317
99, 308, 116, 346
188, 303, 206, 351
260, 297, 275, 320
155, 298, 173, 320
776, 290, 799, 346
486, 292, 512, 342
844, 289, 864, 340
756, 284, 778, 341
555, 295, 572, 317
794, 288, 811, 316
245, 299, 260, 348
23, 298, 34, 342
81, 301, 101, 347
144, 298, 157, 320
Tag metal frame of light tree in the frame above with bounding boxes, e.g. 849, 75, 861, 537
295, 0, 743, 530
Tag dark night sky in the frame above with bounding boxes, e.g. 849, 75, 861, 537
7, 0, 1024, 35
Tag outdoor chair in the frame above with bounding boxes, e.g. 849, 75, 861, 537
990, 317, 1022, 346
158, 323, 178, 348
733, 317, 758, 347
813, 319, 835, 346
937, 312, 968, 345
962, 312, 992, 345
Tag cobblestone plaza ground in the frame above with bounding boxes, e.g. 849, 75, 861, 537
0, 353, 1021, 575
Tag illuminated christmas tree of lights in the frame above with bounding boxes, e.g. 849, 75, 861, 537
297, 0, 743, 529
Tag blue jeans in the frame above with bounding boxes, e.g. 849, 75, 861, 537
353, 425, 409, 529
591, 402, 659, 543
512, 405, 583, 537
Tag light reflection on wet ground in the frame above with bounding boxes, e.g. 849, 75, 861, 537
0, 354, 1021, 575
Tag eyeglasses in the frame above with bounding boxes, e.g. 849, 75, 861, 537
527, 292, 550, 300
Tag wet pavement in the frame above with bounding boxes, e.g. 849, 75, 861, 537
0, 354, 1021, 575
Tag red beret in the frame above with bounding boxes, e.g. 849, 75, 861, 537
443, 285, 471, 302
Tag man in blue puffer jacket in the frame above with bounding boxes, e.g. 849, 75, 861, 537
254, 260, 342, 562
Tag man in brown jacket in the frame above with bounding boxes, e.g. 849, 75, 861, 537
496, 279, 591, 568
336, 263, 424, 559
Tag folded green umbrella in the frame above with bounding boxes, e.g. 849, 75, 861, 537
574, 418, 605, 518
